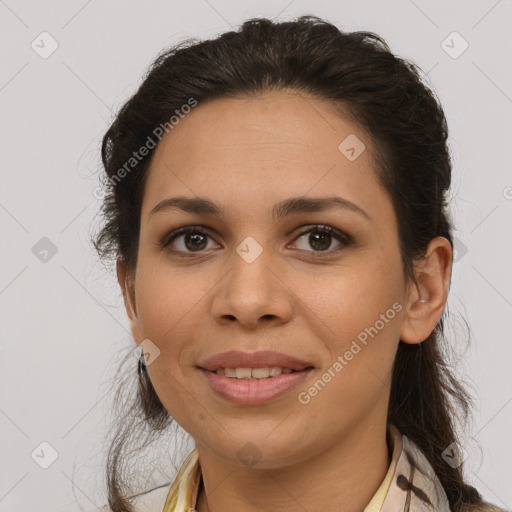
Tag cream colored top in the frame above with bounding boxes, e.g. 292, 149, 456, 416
128, 424, 507, 512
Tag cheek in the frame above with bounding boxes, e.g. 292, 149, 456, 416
294, 250, 405, 347
132, 268, 202, 381
134, 265, 204, 424
294, 260, 403, 427
135, 255, 210, 337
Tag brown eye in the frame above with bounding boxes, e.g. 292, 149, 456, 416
161, 224, 352, 257
308, 230, 333, 251
163, 227, 219, 253
182, 232, 208, 251
292, 225, 351, 253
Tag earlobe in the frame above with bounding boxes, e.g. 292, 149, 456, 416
399, 237, 452, 345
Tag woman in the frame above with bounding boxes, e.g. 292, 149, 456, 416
93, 15, 508, 512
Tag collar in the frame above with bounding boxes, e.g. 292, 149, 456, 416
161, 424, 452, 512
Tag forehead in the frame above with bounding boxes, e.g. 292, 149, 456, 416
141, 90, 388, 222
150, 90, 370, 161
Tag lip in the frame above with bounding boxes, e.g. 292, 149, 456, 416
198, 350, 315, 372
200, 367, 315, 405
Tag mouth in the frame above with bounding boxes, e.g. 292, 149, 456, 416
197, 350, 316, 405
203, 366, 315, 380
199, 366, 315, 406
198, 350, 315, 373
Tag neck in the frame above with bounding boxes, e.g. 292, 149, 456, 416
195, 418, 391, 512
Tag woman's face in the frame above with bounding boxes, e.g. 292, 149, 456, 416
122, 90, 417, 467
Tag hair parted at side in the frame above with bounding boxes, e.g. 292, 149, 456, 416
92, 15, 487, 512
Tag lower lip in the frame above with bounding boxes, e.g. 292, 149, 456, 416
200, 368, 314, 405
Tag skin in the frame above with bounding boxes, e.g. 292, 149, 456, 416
117, 90, 452, 512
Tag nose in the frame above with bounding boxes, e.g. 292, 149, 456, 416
210, 247, 294, 330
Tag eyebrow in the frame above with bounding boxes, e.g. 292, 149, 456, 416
149, 195, 371, 222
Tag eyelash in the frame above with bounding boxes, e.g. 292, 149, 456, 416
160, 224, 354, 258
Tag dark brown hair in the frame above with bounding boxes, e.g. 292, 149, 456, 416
92, 15, 488, 512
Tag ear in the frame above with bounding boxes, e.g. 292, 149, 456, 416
116, 257, 144, 343
399, 237, 452, 344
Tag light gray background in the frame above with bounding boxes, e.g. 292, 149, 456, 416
1, 1, 511, 511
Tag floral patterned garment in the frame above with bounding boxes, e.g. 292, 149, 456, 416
155, 424, 507, 512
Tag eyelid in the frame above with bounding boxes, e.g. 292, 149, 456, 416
291, 224, 353, 247
159, 225, 219, 248
160, 224, 353, 255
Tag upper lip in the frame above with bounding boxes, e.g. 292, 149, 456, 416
198, 350, 315, 371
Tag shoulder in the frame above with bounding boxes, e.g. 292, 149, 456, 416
459, 501, 510, 512
394, 427, 509, 512
126, 482, 172, 512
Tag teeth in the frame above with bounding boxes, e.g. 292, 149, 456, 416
269, 367, 282, 377
224, 368, 236, 377
252, 367, 270, 379
236, 368, 252, 379
214, 367, 296, 379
